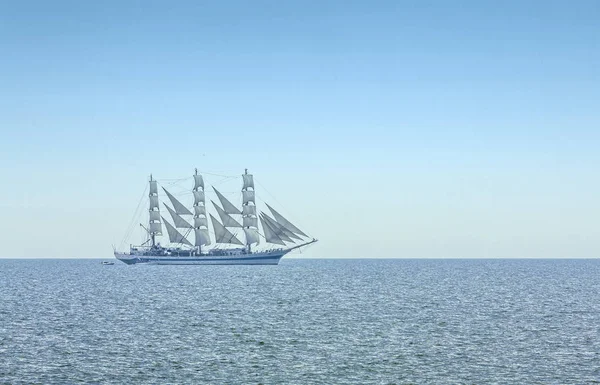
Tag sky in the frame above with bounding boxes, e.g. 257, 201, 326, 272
0, 0, 598, 258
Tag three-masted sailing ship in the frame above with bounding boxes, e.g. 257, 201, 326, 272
114, 169, 317, 265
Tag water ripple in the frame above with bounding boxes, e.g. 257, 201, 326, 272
1, 259, 599, 384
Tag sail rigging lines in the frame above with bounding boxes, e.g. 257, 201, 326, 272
163, 204, 192, 229
255, 178, 309, 237
163, 187, 193, 216
162, 216, 193, 246
259, 215, 286, 245
265, 203, 308, 238
212, 201, 243, 228
213, 187, 242, 215
210, 214, 244, 245
128, 169, 312, 252
260, 213, 297, 242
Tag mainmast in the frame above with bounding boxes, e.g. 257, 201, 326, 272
148, 174, 162, 247
242, 169, 260, 252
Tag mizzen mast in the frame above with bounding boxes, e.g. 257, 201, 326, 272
148, 174, 162, 247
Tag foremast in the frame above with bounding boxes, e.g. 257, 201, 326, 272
242, 169, 260, 252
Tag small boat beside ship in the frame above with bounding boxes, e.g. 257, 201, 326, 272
114, 169, 317, 265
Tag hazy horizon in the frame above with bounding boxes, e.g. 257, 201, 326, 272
1, 0, 598, 259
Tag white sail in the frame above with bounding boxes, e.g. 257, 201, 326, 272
149, 222, 162, 234
193, 190, 205, 205
162, 188, 193, 215
282, 227, 301, 240
213, 187, 242, 215
242, 190, 255, 204
266, 203, 307, 237
243, 228, 260, 245
259, 216, 285, 245
261, 213, 294, 242
243, 216, 258, 228
262, 213, 300, 241
242, 205, 256, 216
212, 201, 242, 227
194, 216, 208, 228
149, 196, 159, 209
242, 174, 254, 190
194, 205, 206, 216
149, 210, 161, 221
241, 170, 258, 247
164, 204, 192, 229
194, 228, 211, 246
149, 180, 158, 195
210, 214, 243, 245
193, 174, 204, 190
162, 217, 192, 246
192, 170, 209, 247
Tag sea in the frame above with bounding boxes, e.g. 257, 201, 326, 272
1, 258, 599, 384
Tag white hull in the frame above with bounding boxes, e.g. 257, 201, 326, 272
114, 251, 286, 265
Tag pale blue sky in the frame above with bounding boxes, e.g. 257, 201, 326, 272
0, 0, 598, 258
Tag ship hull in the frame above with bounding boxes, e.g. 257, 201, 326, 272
114, 251, 286, 265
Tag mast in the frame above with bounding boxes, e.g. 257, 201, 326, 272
193, 168, 209, 252
148, 174, 162, 247
242, 169, 259, 252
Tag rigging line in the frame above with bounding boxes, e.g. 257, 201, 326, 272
157, 180, 191, 195
197, 171, 238, 178
157, 177, 193, 182
120, 182, 148, 250
168, 190, 195, 199
210, 177, 238, 189
170, 227, 193, 249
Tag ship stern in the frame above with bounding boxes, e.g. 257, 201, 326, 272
114, 252, 138, 265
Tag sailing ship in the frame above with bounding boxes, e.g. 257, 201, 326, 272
114, 169, 317, 265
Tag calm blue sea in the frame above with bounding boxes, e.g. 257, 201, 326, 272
1, 259, 599, 384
